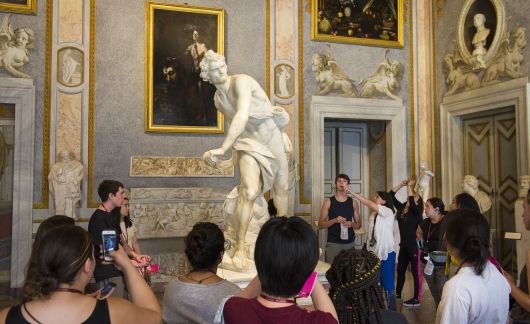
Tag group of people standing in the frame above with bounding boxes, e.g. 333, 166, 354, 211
320, 173, 530, 323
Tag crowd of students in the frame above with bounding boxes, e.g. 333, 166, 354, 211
1, 177, 530, 323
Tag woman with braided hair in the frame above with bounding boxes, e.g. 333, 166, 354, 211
436, 209, 509, 324
326, 248, 407, 324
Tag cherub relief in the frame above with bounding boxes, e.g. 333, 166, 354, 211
0, 15, 34, 78
482, 27, 527, 86
443, 53, 480, 95
359, 50, 403, 100
312, 47, 357, 97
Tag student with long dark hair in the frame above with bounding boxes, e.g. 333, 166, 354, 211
419, 197, 448, 306
436, 209, 509, 324
351, 190, 397, 311
391, 180, 423, 307
0, 226, 161, 323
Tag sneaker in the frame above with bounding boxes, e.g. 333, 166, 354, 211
403, 298, 420, 307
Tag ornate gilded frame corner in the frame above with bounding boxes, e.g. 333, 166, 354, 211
0, 0, 37, 15
457, 0, 505, 66
310, 0, 404, 48
145, 2, 225, 134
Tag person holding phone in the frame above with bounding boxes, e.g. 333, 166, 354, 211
88, 180, 128, 298
0, 225, 161, 324
221, 216, 338, 323
350, 190, 397, 311
318, 173, 362, 263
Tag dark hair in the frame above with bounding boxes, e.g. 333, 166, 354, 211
112, 197, 132, 228
376, 191, 395, 212
23, 226, 93, 301
327, 248, 385, 324
454, 193, 480, 211
255, 216, 319, 298
427, 197, 447, 215
97, 180, 123, 202
267, 198, 277, 217
445, 208, 490, 275
185, 222, 225, 271
335, 173, 350, 184
34, 215, 75, 249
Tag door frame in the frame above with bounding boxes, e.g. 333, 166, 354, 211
440, 77, 530, 208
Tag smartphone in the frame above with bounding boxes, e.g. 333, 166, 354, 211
297, 271, 318, 298
99, 282, 116, 298
102, 230, 117, 261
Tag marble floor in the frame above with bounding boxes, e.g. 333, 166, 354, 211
0, 271, 438, 323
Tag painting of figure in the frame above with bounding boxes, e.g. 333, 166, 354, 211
146, 3, 224, 133
311, 0, 404, 48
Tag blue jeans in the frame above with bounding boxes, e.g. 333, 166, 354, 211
381, 251, 396, 311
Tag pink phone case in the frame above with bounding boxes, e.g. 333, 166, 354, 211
297, 271, 318, 298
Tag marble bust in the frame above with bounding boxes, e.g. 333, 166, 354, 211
199, 50, 291, 271
462, 174, 492, 213
520, 175, 530, 198
48, 150, 84, 219
471, 13, 490, 68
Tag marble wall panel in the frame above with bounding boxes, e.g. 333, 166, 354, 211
58, 0, 83, 44
275, 0, 295, 61
149, 252, 188, 283
129, 187, 230, 239
130, 156, 234, 177
56, 91, 82, 160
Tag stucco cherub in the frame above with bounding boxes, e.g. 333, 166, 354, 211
482, 27, 527, 86
359, 50, 403, 100
0, 14, 34, 79
312, 46, 357, 97
443, 52, 480, 96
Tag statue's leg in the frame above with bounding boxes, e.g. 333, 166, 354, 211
273, 156, 290, 217
233, 154, 261, 268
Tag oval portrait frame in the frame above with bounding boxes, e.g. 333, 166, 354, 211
457, 0, 505, 66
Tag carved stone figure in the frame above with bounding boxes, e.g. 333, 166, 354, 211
443, 53, 480, 96
48, 150, 84, 219
519, 175, 530, 198
199, 50, 292, 271
471, 13, 490, 69
462, 174, 492, 213
277, 65, 291, 98
415, 161, 434, 201
359, 50, 403, 100
0, 14, 34, 78
311, 48, 357, 97
482, 27, 527, 86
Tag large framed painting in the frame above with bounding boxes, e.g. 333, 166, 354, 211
145, 3, 224, 133
311, 0, 404, 48
0, 0, 36, 15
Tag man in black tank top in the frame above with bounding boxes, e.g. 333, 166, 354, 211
318, 174, 362, 263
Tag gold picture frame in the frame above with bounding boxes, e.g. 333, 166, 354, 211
0, 0, 37, 15
311, 0, 404, 48
145, 2, 224, 133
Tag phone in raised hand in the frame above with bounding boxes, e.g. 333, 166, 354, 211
102, 229, 118, 261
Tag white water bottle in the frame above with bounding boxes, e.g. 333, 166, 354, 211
340, 222, 348, 240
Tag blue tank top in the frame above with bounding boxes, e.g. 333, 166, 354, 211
327, 196, 355, 244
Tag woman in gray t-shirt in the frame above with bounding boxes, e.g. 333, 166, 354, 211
162, 222, 240, 323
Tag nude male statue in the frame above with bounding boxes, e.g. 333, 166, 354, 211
199, 50, 291, 269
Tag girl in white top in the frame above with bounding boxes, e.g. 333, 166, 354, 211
351, 190, 397, 311
436, 208, 510, 324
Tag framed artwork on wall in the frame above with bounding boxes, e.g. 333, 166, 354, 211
0, 0, 36, 15
310, 0, 404, 48
145, 2, 224, 133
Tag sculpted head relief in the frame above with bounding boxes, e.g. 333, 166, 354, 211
0, 14, 34, 78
